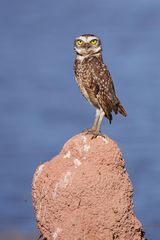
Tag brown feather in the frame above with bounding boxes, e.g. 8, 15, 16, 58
74, 54, 127, 123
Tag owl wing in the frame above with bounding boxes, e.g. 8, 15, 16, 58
88, 56, 126, 123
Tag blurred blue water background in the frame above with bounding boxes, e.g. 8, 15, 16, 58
0, 0, 160, 239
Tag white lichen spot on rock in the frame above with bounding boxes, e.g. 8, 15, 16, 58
52, 228, 62, 240
81, 135, 90, 152
84, 144, 90, 152
63, 150, 71, 159
102, 137, 108, 144
82, 135, 87, 143
74, 158, 82, 168
52, 172, 73, 199
98, 135, 109, 144
33, 164, 44, 187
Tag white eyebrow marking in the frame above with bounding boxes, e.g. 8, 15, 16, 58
76, 35, 99, 43
87, 36, 99, 42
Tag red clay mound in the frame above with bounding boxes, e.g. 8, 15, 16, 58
32, 133, 144, 240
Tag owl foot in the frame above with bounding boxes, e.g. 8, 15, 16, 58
83, 128, 94, 133
83, 128, 105, 139
91, 131, 106, 139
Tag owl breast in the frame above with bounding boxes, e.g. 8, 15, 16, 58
74, 58, 99, 108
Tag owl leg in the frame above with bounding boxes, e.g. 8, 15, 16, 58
83, 109, 100, 133
96, 109, 105, 132
83, 109, 105, 138
92, 108, 101, 130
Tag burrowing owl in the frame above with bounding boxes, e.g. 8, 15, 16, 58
74, 34, 127, 137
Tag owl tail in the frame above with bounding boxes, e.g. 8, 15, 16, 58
118, 103, 127, 117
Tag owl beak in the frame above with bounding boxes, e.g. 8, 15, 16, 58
85, 43, 90, 51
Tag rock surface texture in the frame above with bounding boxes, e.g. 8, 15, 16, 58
32, 133, 144, 240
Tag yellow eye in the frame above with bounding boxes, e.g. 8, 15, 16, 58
76, 39, 84, 45
90, 39, 97, 45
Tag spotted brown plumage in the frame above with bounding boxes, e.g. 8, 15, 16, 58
74, 34, 127, 137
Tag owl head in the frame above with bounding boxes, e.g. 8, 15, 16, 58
74, 34, 102, 56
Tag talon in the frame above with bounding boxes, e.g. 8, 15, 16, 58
82, 128, 105, 139
82, 128, 90, 133
82, 128, 94, 134
91, 131, 105, 139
